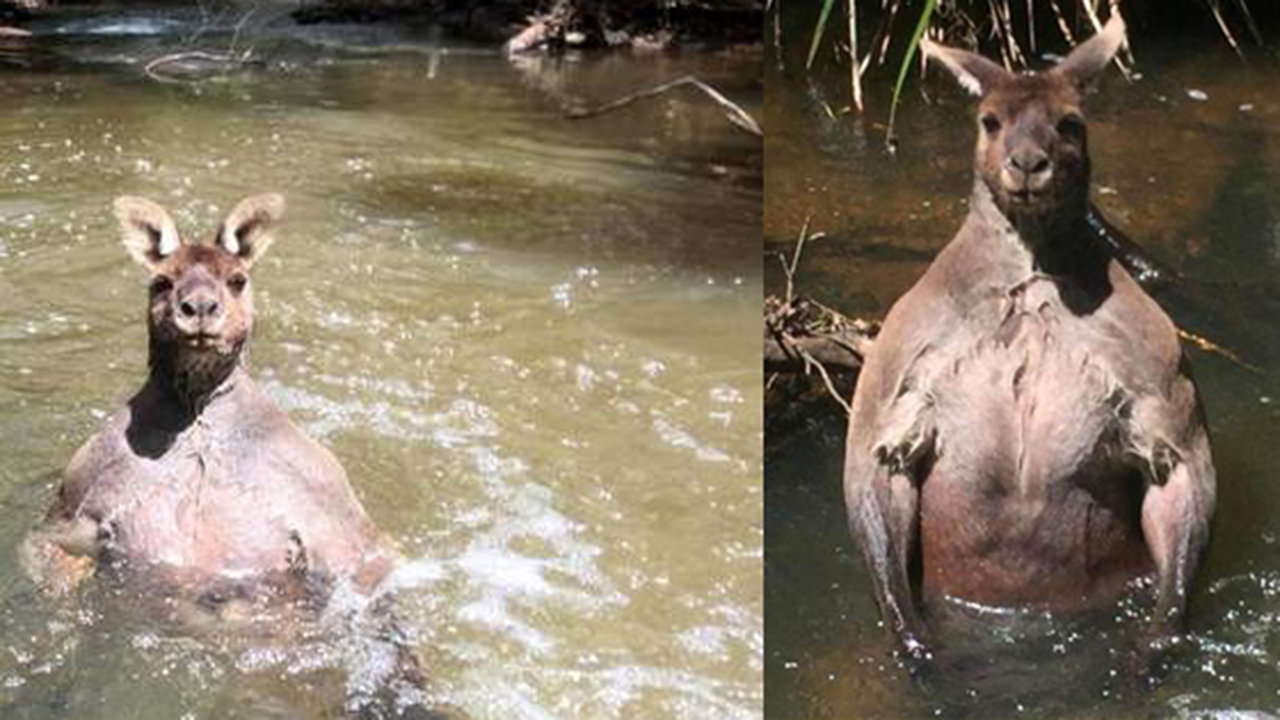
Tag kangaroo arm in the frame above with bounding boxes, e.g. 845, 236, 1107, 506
1134, 376, 1215, 642
20, 515, 101, 597
1140, 426, 1214, 640
848, 462, 925, 657
844, 326, 937, 659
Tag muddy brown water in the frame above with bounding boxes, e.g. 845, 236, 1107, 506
0, 9, 762, 719
766, 20, 1280, 720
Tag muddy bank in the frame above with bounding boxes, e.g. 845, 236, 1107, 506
0, 0, 762, 52
292, 0, 762, 51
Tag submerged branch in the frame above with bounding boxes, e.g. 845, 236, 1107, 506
143, 4, 261, 84
144, 50, 252, 83
567, 75, 763, 137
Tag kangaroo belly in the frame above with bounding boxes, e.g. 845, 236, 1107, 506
91, 477, 295, 577
920, 471, 1150, 608
83, 452, 362, 582
919, 303, 1151, 608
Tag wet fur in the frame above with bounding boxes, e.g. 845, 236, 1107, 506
27, 194, 397, 598
20, 193, 445, 716
844, 14, 1215, 659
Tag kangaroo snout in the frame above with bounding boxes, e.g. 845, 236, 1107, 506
178, 288, 221, 323
1002, 147, 1053, 195
173, 268, 227, 336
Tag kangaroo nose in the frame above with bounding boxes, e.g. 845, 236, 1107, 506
1008, 150, 1051, 177
179, 291, 220, 321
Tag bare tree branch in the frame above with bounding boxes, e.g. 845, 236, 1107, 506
567, 75, 762, 137
145, 3, 261, 84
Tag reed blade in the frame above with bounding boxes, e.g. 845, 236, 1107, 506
807, 0, 838, 70
886, 0, 937, 146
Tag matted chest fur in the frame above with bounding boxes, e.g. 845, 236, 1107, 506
892, 266, 1169, 606
67, 379, 378, 581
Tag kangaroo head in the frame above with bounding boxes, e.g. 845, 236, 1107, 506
923, 14, 1127, 223
113, 193, 285, 399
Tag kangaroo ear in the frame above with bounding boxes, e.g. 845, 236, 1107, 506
1054, 12, 1127, 90
921, 38, 1011, 96
114, 196, 181, 271
216, 193, 285, 267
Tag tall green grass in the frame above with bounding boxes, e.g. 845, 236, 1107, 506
793, 0, 1262, 143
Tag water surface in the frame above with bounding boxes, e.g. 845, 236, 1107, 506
0, 10, 762, 718
765, 19, 1280, 720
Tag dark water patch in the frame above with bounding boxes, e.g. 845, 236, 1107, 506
766, 13, 1280, 719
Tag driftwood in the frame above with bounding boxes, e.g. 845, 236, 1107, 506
566, 75, 763, 137
763, 218, 875, 412
764, 296, 874, 373
505, 0, 575, 54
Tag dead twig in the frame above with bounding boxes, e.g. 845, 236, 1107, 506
1179, 328, 1263, 375
784, 215, 811, 305
800, 344, 853, 415
1201, 0, 1245, 60
229, 4, 258, 56
567, 75, 763, 137
765, 221, 878, 414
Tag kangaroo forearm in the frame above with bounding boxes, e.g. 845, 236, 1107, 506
850, 469, 923, 647
1142, 457, 1213, 634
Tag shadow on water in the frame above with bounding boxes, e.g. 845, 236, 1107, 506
766, 7, 1280, 719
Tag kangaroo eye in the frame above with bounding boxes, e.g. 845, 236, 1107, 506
981, 114, 1002, 135
227, 274, 248, 295
150, 276, 173, 295
1057, 114, 1085, 138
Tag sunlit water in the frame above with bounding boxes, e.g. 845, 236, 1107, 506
0, 8, 762, 718
766, 13, 1280, 720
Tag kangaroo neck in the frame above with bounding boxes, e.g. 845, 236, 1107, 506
147, 340, 247, 418
969, 179, 1103, 281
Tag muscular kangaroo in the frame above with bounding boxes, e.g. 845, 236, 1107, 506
844, 13, 1214, 666
24, 194, 398, 602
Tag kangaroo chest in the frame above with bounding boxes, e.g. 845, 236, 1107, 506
904, 273, 1153, 604
83, 422, 312, 578
934, 275, 1129, 495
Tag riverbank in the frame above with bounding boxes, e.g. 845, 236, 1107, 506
0, 0, 762, 53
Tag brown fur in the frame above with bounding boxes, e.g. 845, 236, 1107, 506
24, 194, 397, 604
844, 14, 1215, 663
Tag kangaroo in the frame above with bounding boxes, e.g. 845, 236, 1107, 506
843, 13, 1215, 668
23, 194, 398, 604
